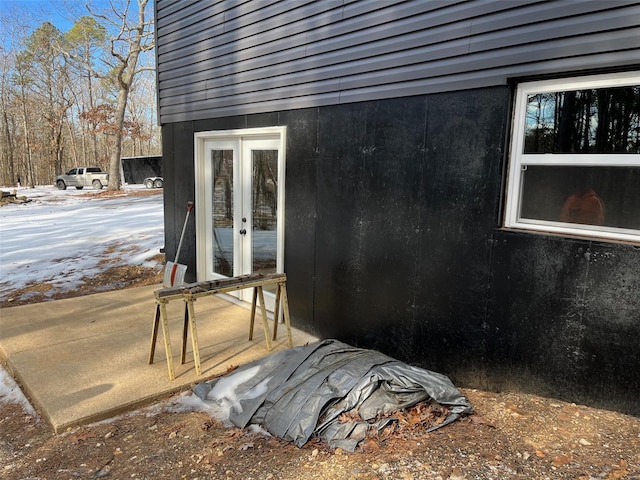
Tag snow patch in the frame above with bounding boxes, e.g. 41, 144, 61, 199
0, 185, 164, 303
0, 367, 38, 418
207, 366, 271, 416
165, 366, 272, 426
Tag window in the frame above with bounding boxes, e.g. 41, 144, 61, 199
505, 71, 640, 243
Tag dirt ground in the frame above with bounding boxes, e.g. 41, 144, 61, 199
1, 189, 639, 479
3, 282, 640, 480
2, 382, 639, 480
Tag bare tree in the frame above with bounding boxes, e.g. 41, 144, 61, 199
15, 22, 73, 179
90, 0, 154, 191
66, 16, 107, 166
0, 2, 159, 188
0, 47, 17, 185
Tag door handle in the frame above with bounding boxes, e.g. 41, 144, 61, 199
239, 228, 247, 235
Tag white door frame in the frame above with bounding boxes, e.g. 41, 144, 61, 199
194, 127, 286, 305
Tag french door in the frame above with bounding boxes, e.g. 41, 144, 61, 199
194, 128, 286, 308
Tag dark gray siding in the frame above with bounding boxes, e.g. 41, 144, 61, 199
155, 0, 640, 124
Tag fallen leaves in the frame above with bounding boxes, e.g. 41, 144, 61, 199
396, 402, 450, 430
607, 458, 629, 479
201, 419, 216, 431
361, 437, 380, 453
506, 403, 529, 416
467, 415, 495, 428
3, 383, 639, 479
552, 453, 572, 467
91, 456, 114, 478
70, 432, 97, 444
338, 410, 362, 423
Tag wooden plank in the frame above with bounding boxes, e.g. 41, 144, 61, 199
257, 286, 272, 351
155, 273, 286, 299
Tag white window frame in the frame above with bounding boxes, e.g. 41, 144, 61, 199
504, 71, 640, 244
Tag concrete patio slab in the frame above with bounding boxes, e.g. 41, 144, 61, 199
0, 284, 318, 433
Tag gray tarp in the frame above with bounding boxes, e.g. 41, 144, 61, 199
194, 339, 473, 451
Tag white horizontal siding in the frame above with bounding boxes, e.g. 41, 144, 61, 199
155, 0, 640, 124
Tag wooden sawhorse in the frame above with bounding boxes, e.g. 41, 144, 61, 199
148, 273, 292, 380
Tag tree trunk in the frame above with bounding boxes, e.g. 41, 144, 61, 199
1, 106, 15, 185
18, 83, 34, 187
108, 85, 129, 191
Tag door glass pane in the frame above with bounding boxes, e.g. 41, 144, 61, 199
251, 150, 278, 291
212, 149, 234, 276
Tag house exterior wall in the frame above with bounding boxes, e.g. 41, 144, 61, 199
155, 0, 639, 124
155, 0, 640, 415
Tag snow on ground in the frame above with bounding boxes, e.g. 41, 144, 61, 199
0, 184, 164, 303
164, 365, 271, 428
0, 184, 265, 423
0, 367, 38, 417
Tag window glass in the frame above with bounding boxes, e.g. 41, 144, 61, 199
520, 166, 640, 230
211, 149, 234, 277
524, 87, 640, 154
251, 149, 278, 283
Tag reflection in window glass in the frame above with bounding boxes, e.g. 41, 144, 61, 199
212, 150, 234, 277
524, 86, 640, 154
252, 150, 278, 293
520, 166, 640, 230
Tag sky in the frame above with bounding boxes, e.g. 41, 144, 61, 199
1, 0, 150, 48
3, 0, 79, 31
2, 0, 113, 30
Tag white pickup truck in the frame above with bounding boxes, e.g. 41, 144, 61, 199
55, 167, 109, 190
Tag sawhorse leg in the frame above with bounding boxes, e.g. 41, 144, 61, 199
149, 303, 161, 364
151, 301, 185, 380
180, 301, 189, 365
183, 296, 202, 375
249, 286, 272, 351
280, 283, 293, 347
249, 287, 258, 340
272, 283, 281, 341
159, 301, 176, 380
270, 282, 293, 347
149, 300, 176, 380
